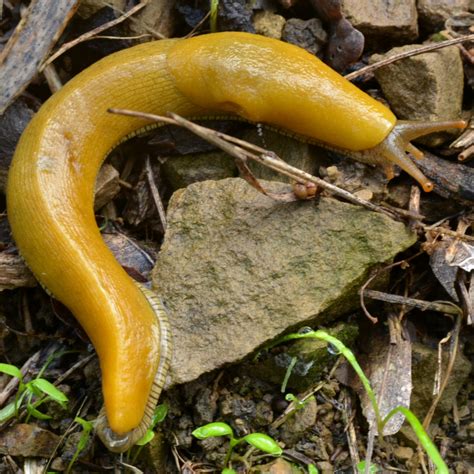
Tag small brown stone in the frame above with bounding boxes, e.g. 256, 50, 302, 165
342, 0, 418, 42
0, 424, 59, 457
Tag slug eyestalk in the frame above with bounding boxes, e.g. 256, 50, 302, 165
343, 119, 467, 192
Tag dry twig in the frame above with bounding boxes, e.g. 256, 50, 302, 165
41, 0, 148, 69
145, 156, 167, 230
362, 290, 462, 316
108, 108, 420, 222
345, 33, 474, 81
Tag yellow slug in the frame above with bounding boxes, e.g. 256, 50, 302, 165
6, 32, 465, 451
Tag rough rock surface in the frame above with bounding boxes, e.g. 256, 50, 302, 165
417, 0, 469, 29
162, 151, 237, 191
0, 424, 59, 456
342, 0, 418, 42
153, 179, 416, 385
253, 10, 286, 39
372, 45, 464, 144
242, 129, 317, 183
282, 18, 328, 57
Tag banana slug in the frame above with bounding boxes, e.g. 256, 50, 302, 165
7, 32, 465, 451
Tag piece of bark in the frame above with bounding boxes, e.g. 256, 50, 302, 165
0, 253, 36, 291
417, 151, 474, 201
94, 163, 120, 210
0, 0, 79, 113
0, 98, 35, 192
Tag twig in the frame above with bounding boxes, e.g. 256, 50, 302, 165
41, 0, 148, 69
362, 290, 463, 316
345, 33, 474, 81
113, 223, 155, 266
107, 108, 414, 221
145, 156, 167, 231
359, 253, 423, 324
423, 225, 474, 243
269, 358, 341, 430
459, 143, 474, 162
408, 185, 421, 230
42, 63, 63, 93
53, 354, 94, 387
414, 307, 463, 470
77, 33, 153, 41
185, 11, 211, 38
342, 390, 361, 468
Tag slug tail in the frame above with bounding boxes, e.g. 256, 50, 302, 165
96, 283, 172, 453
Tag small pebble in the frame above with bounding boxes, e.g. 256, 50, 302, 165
394, 445, 414, 461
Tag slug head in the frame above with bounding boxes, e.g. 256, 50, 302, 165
351, 119, 467, 192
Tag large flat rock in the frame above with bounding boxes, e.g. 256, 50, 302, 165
153, 179, 416, 385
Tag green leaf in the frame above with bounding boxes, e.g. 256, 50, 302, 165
242, 433, 282, 455
381, 407, 448, 474
152, 404, 168, 426
30, 379, 68, 404
136, 429, 155, 446
221, 469, 236, 474
74, 416, 93, 433
0, 363, 22, 380
0, 401, 17, 422
356, 461, 379, 473
308, 465, 319, 474
192, 422, 233, 439
26, 404, 52, 420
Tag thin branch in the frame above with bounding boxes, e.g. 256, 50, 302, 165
345, 33, 474, 81
362, 290, 463, 316
108, 108, 415, 221
145, 156, 167, 231
41, 0, 148, 69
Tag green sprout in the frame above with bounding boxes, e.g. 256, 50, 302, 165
271, 330, 449, 474
0, 362, 68, 423
356, 460, 380, 473
285, 393, 314, 411
66, 416, 94, 473
210, 0, 219, 32
192, 421, 282, 470
129, 404, 169, 462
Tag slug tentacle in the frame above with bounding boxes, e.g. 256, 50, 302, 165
348, 119, 467, 192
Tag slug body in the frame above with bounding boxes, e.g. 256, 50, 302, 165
7, 32, 464, 451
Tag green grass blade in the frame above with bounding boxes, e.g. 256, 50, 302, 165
382, 407, 448, 474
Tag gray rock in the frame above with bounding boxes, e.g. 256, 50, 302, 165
372, 45, 464, 145
153, 178, 416, 385
162, 151, 237, 191
342, 0, 418, 42
242, 129, 317, 183
417, 0, 469, 30
282, 18, 328, 58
